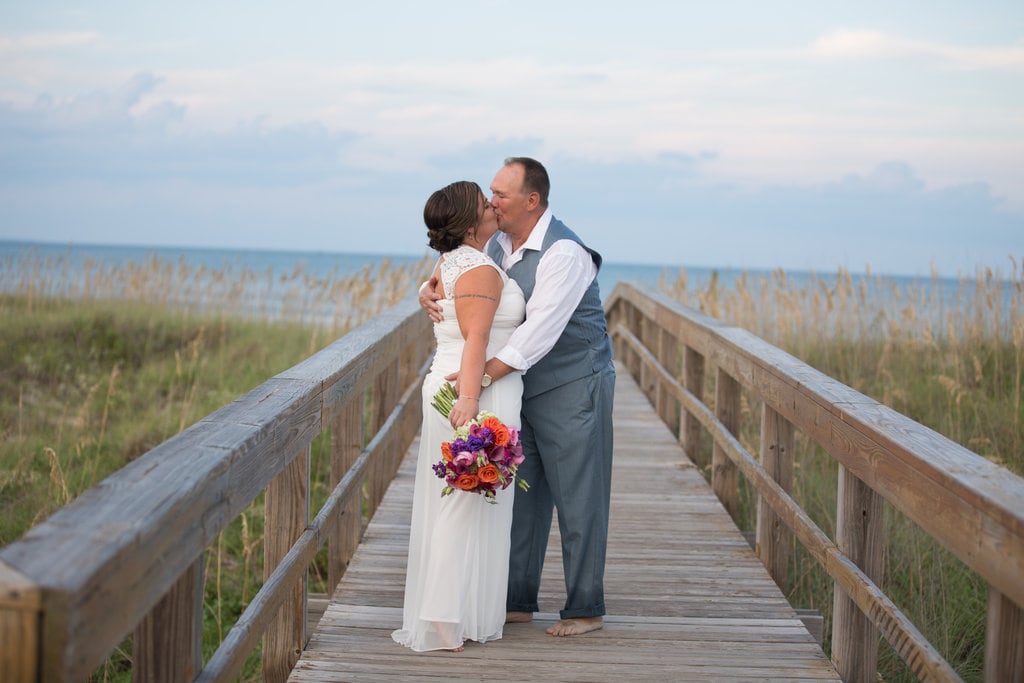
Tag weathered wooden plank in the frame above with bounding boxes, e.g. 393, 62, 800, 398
756, 404, 794, 592
985, 588, 1024, 683
328, 398, 364, 594
831, 466, 884, 682
712, 366, 741, 522
681, 345, 706, 465
132, 559, 202, 683
0, 560, 40, 683
263, 447, 310, 682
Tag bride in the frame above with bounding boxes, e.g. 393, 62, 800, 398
392, 181, 526, 652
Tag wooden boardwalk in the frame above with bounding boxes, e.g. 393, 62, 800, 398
289, 367, 840, 682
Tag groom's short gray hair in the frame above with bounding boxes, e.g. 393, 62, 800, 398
505, 156, 550, 208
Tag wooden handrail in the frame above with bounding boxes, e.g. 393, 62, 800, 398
606, 282, 1024, 683
0, 298, 432, 681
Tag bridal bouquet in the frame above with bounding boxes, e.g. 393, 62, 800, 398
430, 383, 529, 503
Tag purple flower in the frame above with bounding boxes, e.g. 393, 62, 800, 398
476, 426, 495, 447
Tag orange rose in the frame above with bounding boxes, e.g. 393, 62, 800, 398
477, 464, 500, 484
454, 473, 479, 491
441, 442, 453, 462
482, 417, 510, 447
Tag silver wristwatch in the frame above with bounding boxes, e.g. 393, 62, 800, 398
480, 373, 493, 388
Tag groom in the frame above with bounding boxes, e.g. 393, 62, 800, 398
421, 157, 615, 637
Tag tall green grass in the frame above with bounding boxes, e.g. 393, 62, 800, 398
659, 258, 1023, 682
0, 251, 432, 680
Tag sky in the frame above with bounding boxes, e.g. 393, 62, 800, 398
0, 1, 1022, 278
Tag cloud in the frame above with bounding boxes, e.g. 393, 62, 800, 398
0, 63, 1020, 278
811, 29, 1024, 71
0, 31, 100, 52
0, 73, 360, 186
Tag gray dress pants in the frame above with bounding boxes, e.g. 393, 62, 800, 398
506, 363, 615, 619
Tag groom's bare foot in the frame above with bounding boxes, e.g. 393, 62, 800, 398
546, 616, 603, 636
505, 611, 533, 623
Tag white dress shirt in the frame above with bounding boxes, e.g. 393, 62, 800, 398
492, 209, 599, 372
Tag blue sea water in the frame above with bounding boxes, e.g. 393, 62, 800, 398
1, 239, 1015, 336
0, 239, 689, 300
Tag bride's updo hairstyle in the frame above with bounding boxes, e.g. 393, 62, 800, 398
424, 180, 483, 253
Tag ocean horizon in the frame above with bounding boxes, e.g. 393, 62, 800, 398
0, 238, 976, 299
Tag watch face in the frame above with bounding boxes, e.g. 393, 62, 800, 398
481, 374, 492, 387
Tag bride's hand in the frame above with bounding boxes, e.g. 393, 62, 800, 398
448, 396, 478, 428
419, 276, 444, 323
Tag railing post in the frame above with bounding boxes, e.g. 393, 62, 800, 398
637, 315, 656, 398
657, 327, 681, 436
755, 405, 793, 590
132, 558, 203, 682
712, 367, 741, 523
329, 397, 365, 593
831, 466, 884, 682
0, 561, 41, 683
680, 346, 705, 466
263, 445, 310, 683
621, 303, 640, 376
368, 360, 400, 515
985, 588, 1024, 682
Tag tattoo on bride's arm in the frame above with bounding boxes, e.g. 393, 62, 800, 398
454, 293, 498, 301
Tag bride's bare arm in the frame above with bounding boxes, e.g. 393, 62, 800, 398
446, 265, 503, 428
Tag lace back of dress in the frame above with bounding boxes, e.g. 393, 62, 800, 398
440, 246, 504, 299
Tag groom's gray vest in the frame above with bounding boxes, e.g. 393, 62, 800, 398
489, 217, 614, 399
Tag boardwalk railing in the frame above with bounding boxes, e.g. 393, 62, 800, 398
0, 298, 432, 682
604, 282, 1024, 683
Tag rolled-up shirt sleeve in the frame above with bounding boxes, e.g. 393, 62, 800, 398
494, 240, 598, 372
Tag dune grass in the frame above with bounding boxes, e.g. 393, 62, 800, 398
659, 259, 1022, 682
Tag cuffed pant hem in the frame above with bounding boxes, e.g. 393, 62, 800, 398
507, 602, 539, 613
559, 603, 606, 620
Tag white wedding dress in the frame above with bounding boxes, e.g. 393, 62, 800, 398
392, 245, 526, 651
